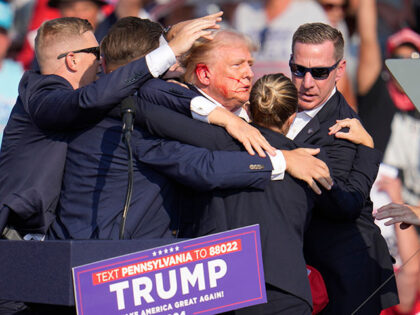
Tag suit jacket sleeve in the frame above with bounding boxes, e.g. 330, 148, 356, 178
137, 98, 244, 151
138, 78, 198, 116
26, 57, 153, 130
314, 144, 381, 220
133, 132, 272, 191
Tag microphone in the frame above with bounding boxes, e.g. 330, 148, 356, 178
119, 95, 136, 239
120, 96, 136, 133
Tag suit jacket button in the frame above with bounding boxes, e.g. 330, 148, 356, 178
307, 128, 314, 135
249, 164, 264, 170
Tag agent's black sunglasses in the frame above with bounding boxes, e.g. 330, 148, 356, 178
57, 46, 100, 60
289, 58, 341, 80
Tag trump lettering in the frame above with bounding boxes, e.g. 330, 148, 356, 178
109, 259, 227, 311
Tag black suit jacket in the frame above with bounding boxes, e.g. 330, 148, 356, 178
138, 106, 316, 306
136, 79, 387, 309
0, 58, 154, 235
296, 91, 399, 314
49, 113, 273, 240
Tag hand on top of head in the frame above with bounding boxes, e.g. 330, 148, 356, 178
167, 11, 223, 57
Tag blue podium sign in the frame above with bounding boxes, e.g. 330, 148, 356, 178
73, 225, 266, 315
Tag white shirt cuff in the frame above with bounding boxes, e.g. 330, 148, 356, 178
190, 96, 218, 123
269, 150, 286, 180
145, 43, 176, 78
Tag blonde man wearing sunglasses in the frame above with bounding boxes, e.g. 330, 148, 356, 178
0, 14, 221, 240
288, 22, 399, 314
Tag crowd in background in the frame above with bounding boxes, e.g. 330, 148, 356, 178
2, 0, 420, 313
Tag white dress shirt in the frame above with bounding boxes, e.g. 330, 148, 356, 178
190, 88, 250, 122
287, 88, 336, 140
145, 38, 176, 78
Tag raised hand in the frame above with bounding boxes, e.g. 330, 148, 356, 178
168, 12, 223, 57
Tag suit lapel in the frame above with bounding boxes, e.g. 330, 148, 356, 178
294, 92, 339, 143
294, 116, 321, 143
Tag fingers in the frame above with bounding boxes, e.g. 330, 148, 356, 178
242, 139, 256, 156
375, 203, 406, 219
311, 157, 333, 188
312, 166, 333, 190
328, 119, 351, 135
169, 17, 222, 55
258, 137, 276, 157
202, 11, 224, 20
300, 147, 320, 156
244, 132, 272, 158
183, 18, 220, 33
308, 180, 322, 195
333, 131, 351, 141
283, 148, 332, 194
328, 118, 357, 134
198, 11, 223, 24
328, 124, 344, 135
375, 203, 397, 216
301, 159, 332, 192
316, 176, 333, 191
328, 125, 340, 135
382, 217, 409, 229
222, 113, 274, 158
191, 30, 215, 42
253, 145, 266, 158
202, 33, 218, 41
238, 124, 273, 158
383, 218, 400, 226
328, 118, 374, 147
302, 158, 332, 193
249, 136, 266, 157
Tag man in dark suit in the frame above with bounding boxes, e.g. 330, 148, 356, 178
134, 29, 393, 312
48, 17, 292, 241
136, 68, 384, 313
0, 14, 221, 239
287, 23, 398, 314
0, 15, 223, 314
137, 94, 383, 313
141, 29, 334, 195
137, 26, 398, 313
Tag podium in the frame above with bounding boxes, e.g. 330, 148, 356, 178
0, 238, 180, 306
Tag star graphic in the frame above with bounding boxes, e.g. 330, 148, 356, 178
175, 246, 179, 251
158, 250, 162, 255
164, 248, 168, 254
169, 247, 174, 253
152, 251, 157, 257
